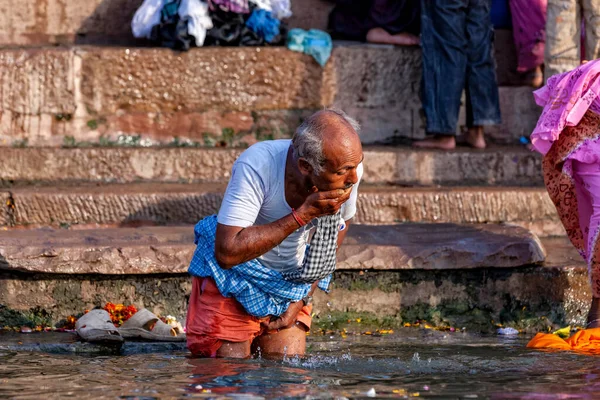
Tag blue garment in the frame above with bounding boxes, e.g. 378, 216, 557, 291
245, 9, 280, 43
420, 0, 501, 135
287, 29, 332, 67
188, 215, 331, 318
490, 0, 511, 29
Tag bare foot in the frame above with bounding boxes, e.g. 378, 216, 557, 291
413, 135, 456, 150
366, 27, 420, 46
587, 298, 600, 328
465, 126, 486, 149
530, 66, 543, 88
391, 32, 420, 46
522, 66, 543, 88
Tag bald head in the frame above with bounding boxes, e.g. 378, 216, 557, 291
291, 109, 360, 175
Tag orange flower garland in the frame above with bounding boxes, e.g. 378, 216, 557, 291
103, 302, 138, 327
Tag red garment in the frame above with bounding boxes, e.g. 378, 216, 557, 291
186, 277, 313, 357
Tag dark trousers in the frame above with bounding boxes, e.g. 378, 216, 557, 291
421, 0, 501, 135
329, 0, 420, 41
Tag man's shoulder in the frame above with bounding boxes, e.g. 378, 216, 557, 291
236, 139, 290, 170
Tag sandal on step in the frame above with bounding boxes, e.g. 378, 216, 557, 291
75, 309, 124, 344
118, 309, 186, 342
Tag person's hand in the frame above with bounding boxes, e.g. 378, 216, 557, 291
295, 186, 352, 222
262, 300, 305, 331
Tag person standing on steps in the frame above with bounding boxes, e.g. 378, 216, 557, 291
531, 60, 600, 328
185, 109, 364, 358
544, 0, 600, 82
508, 0, 547, 88
414, 0, 502, 150
329, 0, 421, 46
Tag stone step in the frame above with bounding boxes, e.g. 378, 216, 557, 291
0, 0, 521, 86
0, 183, 561, 237
0, 45, 539, 146
0, 223, 545, 275
0, 0, 332, 47
0, 226, 589, 330
0, 146, 542, 187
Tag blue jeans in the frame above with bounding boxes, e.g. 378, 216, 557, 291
421, 0, 501, 135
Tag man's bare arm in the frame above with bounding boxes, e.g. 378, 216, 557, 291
215, 187, 352, 269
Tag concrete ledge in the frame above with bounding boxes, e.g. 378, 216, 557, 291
0, 146, 543, 186
0, 223, 544, 275
0, 45, 538, 146
0, 237, 586, 329
1, 183, 560, 237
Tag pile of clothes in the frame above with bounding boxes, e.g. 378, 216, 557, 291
132, 0, 292, 50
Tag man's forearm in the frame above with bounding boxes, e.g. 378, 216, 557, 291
215, 213, 302, 269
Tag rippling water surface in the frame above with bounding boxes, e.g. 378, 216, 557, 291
1, 330, 598, 399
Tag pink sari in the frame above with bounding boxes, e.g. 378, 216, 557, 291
532, 60, 600, 297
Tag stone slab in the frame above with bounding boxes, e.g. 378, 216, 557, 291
0, 184, 561, 237
0, 45, 538, 146
0, 237, 586, 328
337, 223, 545, 270
0, 146, 543, 187
0, 223, 544, 275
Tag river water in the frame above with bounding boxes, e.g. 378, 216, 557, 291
0, 329, 598, 399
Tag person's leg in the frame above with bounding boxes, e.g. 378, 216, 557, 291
328, 0, 373, 41
216, 340, 252, 358
252, 323, 308, 359
464, 0, 501, 149
572, 160, 600, 327
414, 0, 468, 150
252, 305, 313, 358
508, 0, 547, 87
186, 277, 261, 358
366, 0, 420, 46
544, 0, 581, 81
582, 0, 600, 62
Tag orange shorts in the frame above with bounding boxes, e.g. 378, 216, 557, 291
186, 277, 313, 358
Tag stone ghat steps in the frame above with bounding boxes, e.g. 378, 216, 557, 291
0, 183, 561, 237
0, 226, 590, 328
0, 145, 542, 187
0, 0, 525, 89
0, 223, 546, 275
0, 45, 540, 146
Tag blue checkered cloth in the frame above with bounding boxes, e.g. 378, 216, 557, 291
188, 215, 331, 318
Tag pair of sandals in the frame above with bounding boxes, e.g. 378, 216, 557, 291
75, 309, 186, 344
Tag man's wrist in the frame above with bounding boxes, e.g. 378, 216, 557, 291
294, 206, 313, 225
291, 208, 307, 227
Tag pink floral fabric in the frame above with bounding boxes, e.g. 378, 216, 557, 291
532, 60, 600, 298
531, 59, 600, 156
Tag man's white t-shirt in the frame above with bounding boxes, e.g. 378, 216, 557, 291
217, 139, 363, 274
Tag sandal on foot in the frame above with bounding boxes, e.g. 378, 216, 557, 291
118, 309, 185, 342
75, 309, 124, 344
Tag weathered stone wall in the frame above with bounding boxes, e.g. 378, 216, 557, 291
0, 266, 588, 331
0, 185, 562, 237
0, 147, 544, 186
0, 44, 539, 146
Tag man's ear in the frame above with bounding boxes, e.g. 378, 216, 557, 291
298, 158, 313, 176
